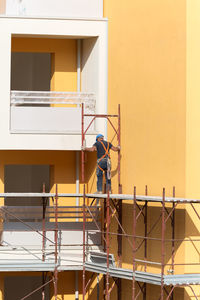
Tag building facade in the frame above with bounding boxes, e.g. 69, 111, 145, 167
0, 0, 199, 299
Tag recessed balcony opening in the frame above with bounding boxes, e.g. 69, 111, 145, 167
11, 52, 51, 92
4, 164, 50, 222
10, 37, 96, 134
4, 164, 50, 206
4, 276, 50, 300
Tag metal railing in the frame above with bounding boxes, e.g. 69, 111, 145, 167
3, 205, 101, 223
11, 90, 96, 113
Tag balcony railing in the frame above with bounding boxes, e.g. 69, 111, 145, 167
10, 90, 96, 133
3, 205, 101, 223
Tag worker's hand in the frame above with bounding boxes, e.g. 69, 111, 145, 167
81, 146, 86, 151
117, 145, 121, 151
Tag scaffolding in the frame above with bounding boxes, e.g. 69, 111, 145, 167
81, 103, 122, 299
1, 191, 200, 299
82, 190, 200, 300
0, 106, 200, 300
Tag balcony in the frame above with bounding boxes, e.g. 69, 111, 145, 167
0, 18, 107, 150
0, 0, 103, 19
10, 90, 96, 134
1, 193, 101, 269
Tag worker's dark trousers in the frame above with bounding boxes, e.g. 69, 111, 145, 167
96, 158, 111, 192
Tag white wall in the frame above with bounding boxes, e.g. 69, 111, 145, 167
82, 36, 108, 142
6, 0, 103, 18
0, 17, 107, 150
3, 223, 101, 247
11, 107, 82, 133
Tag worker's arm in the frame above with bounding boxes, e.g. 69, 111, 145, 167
111, 145, 120, 152
82, 145, 97, 152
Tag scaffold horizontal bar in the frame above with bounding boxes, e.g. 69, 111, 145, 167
1, 193, 200, 203
135, 259, 162, 266
85, 262, 200, 286
84, 114, 118, 117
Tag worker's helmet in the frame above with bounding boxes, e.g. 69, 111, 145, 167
96, 134, 104, 141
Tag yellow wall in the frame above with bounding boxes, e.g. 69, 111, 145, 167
105, 0, 186, 196
104, 0, 187, 298
0, 150, 78, 193
184, 1, 200, 298
12, 37, 77, 92
186, 0, 200, 198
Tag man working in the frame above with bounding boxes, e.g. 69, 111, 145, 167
83, 134, 120, 193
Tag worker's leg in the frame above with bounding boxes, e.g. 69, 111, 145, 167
99, 158, 111, 192
105, 169, 111, 192
96, 165, 103, 192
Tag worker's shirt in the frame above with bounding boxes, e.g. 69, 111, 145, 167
93, 140, 113, 159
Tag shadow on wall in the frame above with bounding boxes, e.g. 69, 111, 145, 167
108, 203, 186, 274
49, 271, 75, 299
81, 37, 98, 69
84, 271, 117, 300
78, 272, 185, 300
147, 284, 184, 300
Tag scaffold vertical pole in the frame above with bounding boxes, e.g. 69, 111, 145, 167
81, 103, 85, 183
132, 186, 136, 300
81, 104, 122, 299
117, 194, 122, 297
106, 191, 110, 300
83, 185, 86, 300
161, 188, 165, 300
103, 185, 106, 300
118, 104, 121, 192
54, 184, 58, 300
42, 183, 46, 262
42, 183, 46, 300
117, 104, 122, 300
144, 185, 148, 300
171, 186, 176, 300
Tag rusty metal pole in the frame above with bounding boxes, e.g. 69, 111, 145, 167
161, 188, 166, 300
83, 185, 86, 300
144, 185, 148, 272
117, 198, 122, 300
106, 191, 110, 300
118, 104, 121, 192
132, 186, 136, 300
54, 184, 58, 300
42, 183, 46, 300
117, 104, 122, 300
102, 183, 107, 299
81, 103, 85, 183
171, 186, 176, 300
42, 183, 46, 261
144, 185, 148, 300
42, 273, 45, 300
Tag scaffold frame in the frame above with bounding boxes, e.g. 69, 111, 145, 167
0, 191, 200, 299
81, 104, 122, 300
